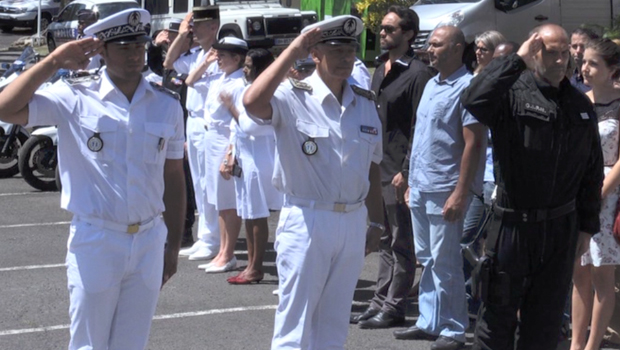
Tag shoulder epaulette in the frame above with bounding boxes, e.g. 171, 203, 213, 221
63, 73, 100, 86
150, 82, 180, 100
351, 85, 375, 101
288, 77, 312, 92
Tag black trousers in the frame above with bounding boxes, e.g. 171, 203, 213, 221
183, 155, 196, 232
369, 200, 416, 317
473, 212, 579, 350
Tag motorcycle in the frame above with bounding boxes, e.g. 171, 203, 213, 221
18, 125, 58, 191
0, 46, 38, 178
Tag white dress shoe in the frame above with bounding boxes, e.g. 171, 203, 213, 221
204, 257, 237, 273
198, 262, 214, 270
179, 240, 207, 257
188, 246, 219, 261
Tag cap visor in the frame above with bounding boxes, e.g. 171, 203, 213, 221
108, 35, 151, 44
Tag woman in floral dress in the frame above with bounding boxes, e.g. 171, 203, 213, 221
571, 38, 620, 350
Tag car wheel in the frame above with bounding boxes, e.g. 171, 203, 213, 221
47, 35, 56, 53
1, 25, 13, 33
33, 14, 51, 32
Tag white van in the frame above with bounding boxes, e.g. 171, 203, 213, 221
411, 0, 618, 49
140, 0, 317, 49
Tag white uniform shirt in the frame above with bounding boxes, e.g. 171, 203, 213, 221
173, 47, 221, 116
203, 68, 246, 130
261, 72, 382, 203
349, 58, 371, 89
28, 68, 185, 224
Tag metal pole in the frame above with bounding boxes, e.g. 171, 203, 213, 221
37, 0, 42, 44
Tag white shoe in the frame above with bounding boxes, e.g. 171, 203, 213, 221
188, 245, 219, 261
204, 257, 237, 273
179, 240, 207, 257
198, 261, 215, 270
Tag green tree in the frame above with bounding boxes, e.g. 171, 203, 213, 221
355, 0, 417, 33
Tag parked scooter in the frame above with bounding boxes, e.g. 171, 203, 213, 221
0, 46, 38, 178
19, 125, 58, 191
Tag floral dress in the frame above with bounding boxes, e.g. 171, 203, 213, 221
582, 98, 620, 266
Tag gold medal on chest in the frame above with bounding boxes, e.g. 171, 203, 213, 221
302, 138, 317, 156
87, 133, 104, 152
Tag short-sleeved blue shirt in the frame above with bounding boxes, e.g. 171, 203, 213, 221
408, 65, 486, 193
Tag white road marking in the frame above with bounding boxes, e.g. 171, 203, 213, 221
0, 305, 278, 336
0, 221, 70, 229
0, 263, 65, 272
0, 192, 55, 197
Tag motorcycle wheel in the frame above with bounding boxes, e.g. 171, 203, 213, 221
0, 132, 28, 178
55, 163, 61, 192
18, 135, 58, 191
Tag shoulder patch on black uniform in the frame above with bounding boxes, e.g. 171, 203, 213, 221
351, 85, 376, 101
289, 77, 312, 92
63, 73, 100, 86
149, 82, 180, 100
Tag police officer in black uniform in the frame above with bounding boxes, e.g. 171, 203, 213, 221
461, 24, 603, 350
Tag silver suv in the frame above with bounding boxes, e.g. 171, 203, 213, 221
46, 0, 139, 52
0, 0, 62, 32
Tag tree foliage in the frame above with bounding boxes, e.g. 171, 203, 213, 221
355, 0, 417, 32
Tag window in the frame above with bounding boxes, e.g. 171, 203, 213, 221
495, 0, 539, 11
174, 0, 188, 13
95, 2, 140, 19
144, 0, 168, 15
57, 4, 78, 22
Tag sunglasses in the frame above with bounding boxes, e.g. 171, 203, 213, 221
476, 46, 490, 53
380, 25, 399, 34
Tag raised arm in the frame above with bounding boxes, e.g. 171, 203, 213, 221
185, 49, 217, 87
243, 28, 321, 120
0, 38, 102, 125
461, 33, 542, 127
163, 12, 193, 70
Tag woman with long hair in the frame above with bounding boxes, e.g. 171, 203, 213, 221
571, 38, 620, 350
222, 48, 282, 284
473, 30, 506, 74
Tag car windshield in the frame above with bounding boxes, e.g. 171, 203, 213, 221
94, 3, 140, 19
414, 0, 479, 3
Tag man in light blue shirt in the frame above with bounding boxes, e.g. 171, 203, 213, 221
393, 26, 486, 350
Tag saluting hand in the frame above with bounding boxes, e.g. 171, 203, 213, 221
50, 37, 103, 71
205, 49, 218, 66
179, 12, 193, 35
288, 27, 322, 60
154, 30, 170, 46
517, 32, 543, 71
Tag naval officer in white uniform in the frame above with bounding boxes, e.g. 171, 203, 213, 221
244, 15, 385, 350
0, 9, 186, 350
164, 6, 223, 261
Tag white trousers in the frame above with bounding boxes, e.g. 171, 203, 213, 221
271, 205, 367, 350
186, 116, 220, 247
66, 216, 166, 350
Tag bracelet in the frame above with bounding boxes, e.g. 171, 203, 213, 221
368, 222, 385, 231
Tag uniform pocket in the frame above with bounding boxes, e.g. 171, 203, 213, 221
144, 122, 174, 164
79, 116, 118, 161
358, 129, 378, 168
295, 119, 329, 159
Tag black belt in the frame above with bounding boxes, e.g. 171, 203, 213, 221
493, 199, 576, 223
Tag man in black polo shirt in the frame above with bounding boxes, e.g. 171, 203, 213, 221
350, 6, 433, 329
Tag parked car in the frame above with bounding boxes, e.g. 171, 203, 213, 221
46, 0, 139, 53
141, 0, 318, 50
0, 0, 62, 32
411, 0, 615, 50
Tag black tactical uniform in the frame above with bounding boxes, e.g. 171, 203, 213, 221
461, 53, 603, 350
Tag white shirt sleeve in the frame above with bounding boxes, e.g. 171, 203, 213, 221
27, 81, 77, 128
166, 104, 185, 160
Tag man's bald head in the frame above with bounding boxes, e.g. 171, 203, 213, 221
427, 25, 466, 77
529, 24, 571, 86
493, 41, 518, 58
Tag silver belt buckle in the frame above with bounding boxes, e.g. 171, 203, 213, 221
333, 203, 346, 213
127, 223, 140, 234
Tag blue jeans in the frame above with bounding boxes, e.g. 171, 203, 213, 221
462, 182, 494, 316
409, 188, 470, 342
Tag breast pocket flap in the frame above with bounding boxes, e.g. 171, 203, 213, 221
295, 119, 329, 138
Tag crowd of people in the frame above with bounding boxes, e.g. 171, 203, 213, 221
0, 3, 619, 350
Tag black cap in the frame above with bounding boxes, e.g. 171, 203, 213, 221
193, 6, 219, 22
